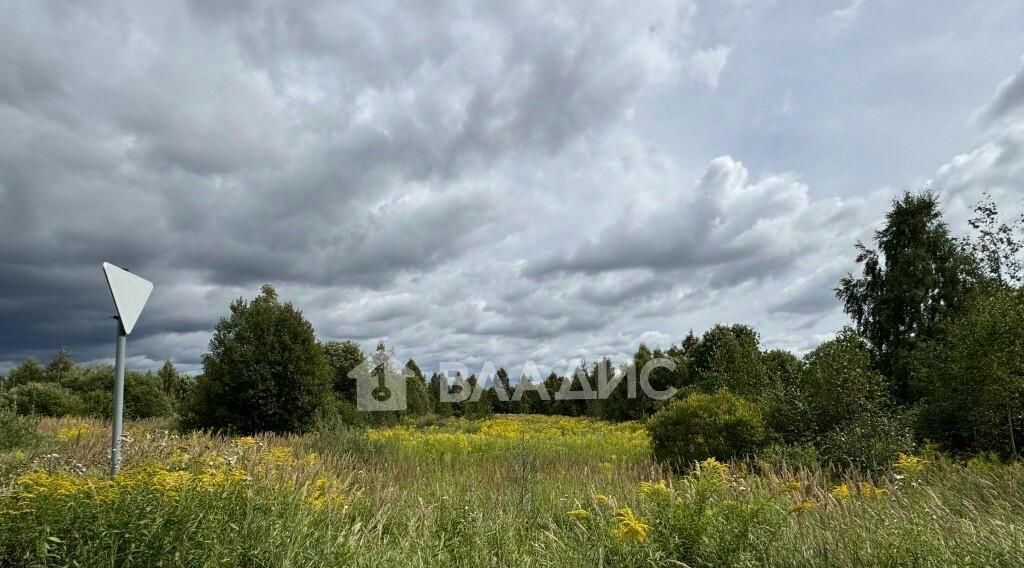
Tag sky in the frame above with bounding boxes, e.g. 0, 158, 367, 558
3, 0, 1024, 377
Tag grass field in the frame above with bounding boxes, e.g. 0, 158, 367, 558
1, 414, 1023, 567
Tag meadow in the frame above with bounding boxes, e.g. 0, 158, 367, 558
0, 413, 1022, 567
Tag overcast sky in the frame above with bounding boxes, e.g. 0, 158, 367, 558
3, 0, 1024, 376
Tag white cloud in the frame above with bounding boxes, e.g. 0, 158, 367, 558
688, 45, 732, 89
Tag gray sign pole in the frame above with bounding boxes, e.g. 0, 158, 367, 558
110, 319, 127, 476
102, 261, 153, 477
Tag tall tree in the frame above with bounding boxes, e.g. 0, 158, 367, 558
187, 285, 332, 433
836, 191, 977, 402
322, 340, 366, 403
45, 348, 78, 385
156, 360, 179, 397
687, 324, 766, 397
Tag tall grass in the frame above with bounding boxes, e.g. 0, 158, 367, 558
1, 415, 1022, 566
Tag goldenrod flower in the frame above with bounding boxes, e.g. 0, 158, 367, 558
638, 480, 669, 497
894, 453, 928, 475
788, 499, 816, 513
830, 483, 850, 501
565, 509, 591, 520
614, 507, 651, 543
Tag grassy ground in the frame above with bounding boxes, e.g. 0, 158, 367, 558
1, 413, 1022, 567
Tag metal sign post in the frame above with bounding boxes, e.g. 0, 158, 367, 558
111, 320, 127, 475
102, 262, 153, 476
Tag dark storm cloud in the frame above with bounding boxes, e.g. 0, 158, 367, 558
3, 1, 1024, 374
0, 0, 697, 370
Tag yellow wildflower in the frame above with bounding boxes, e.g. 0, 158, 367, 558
894, 453, 928, 475
55, 425, 101, 442
638, 480, 670, 497
784, 479, 802, 492
788, 499, 816, 513
268, 446, 297, 467
235, 436, 260, 449
614, 507, 651, 543
697, 457, 730, 479
858, 482, 887, 499
565, 509, 591, 521
830, 483, 851, 501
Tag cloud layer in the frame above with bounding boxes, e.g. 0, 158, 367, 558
3, 0, 1024, 375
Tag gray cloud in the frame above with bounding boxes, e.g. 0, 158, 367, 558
976, 56, 1024, 126
2, 1, 1024, 376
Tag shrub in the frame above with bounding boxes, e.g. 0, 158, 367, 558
5, 382, 82, 417
800, 330, 891, 435
816, 410, 914, 470
648, 390, 774, 470
61, 365, 172, 419
186, 284, 333, 434
0, 411, 42, 451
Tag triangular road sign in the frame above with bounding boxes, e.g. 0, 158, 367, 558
102, 262, 153, 335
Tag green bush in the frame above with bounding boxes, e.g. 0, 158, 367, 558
185, 285, 333, 434
816, 410, 914, 470
0, 411, 43, 451
62, 365, 172, 419
648, 390, 774, 470
5, 382, 82, 417
800, 330, 890, 434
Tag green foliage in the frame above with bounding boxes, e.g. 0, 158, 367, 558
322, 340, 364, 403
0, 411, 43, 451
816, 410, 914, 470
800, 331, 912, 468
648, 390, 774, 470
967, 192, 1024, 287
186, 284, 333, 434
44, 348, 79, 385
7, 358, 46, 387
800, 330, 890, 433
688, 324, 768, 397
759, 350, 810, 443
62, 365, 172, 419
3, 382, 82, 417
914, 287, 1024, 457
837, 191, 978, 402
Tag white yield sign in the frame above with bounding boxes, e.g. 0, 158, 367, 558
102, 262, 154, 475
103, 262, 153, 334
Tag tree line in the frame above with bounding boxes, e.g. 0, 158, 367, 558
2, 190, 1022, 468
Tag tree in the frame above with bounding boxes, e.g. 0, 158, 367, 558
187, 285, 332, 434
688, 324, 767, 397
322, 340, 365, 403
156, 360, 179, 397
837, 191, 977, 402
800, 330, 890, 434
759, 349, 809, 443
800, 330, 912, 469
967, 192, 1024, 287
914, 287, 1024, 457
404, 359, 432, 416
428, 372, 453, 417
8, 358, 45, 387
45, 348, 78, 385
